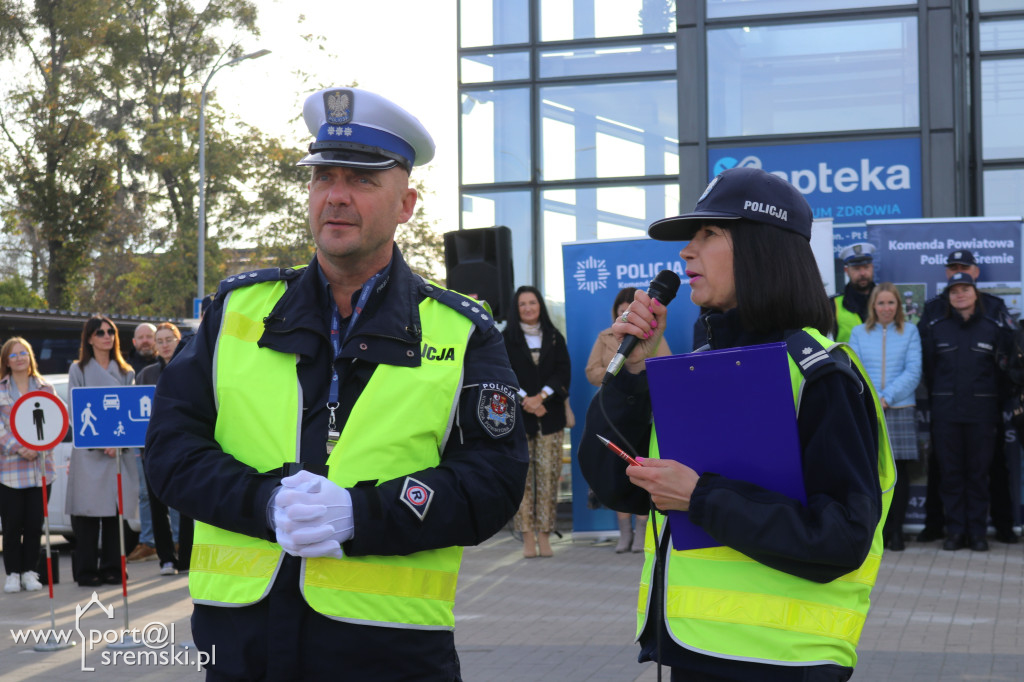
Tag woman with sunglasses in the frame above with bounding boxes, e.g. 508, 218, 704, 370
66, 316, 138, 587
0, 337, 57, 593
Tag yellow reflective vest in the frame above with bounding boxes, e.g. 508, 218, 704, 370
833, 296, 863, 343
637, 328, 895, 668
189, 276, 474, 630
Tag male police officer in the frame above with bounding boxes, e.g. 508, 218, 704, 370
831, 242, 876, 342
145, 87, 529, 680
917, 249, 1018, 544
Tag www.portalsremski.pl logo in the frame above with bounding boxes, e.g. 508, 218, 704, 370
9, 591, 213, 672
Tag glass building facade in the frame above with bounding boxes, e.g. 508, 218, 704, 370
458, 0, 1024, 308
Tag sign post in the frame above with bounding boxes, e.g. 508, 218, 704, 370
70, 385, 155, 650
9, 391, 74, 652
71, 386, 155, 450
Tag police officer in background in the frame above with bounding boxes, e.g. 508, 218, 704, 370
921, 272, 1013, 551
831, 242, 877, 342
916, 250, 1018, 544
145, 87, 528, 680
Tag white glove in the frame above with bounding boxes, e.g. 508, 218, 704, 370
274, 470, 354, 559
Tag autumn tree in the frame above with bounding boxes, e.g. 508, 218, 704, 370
0, 0, 119, 308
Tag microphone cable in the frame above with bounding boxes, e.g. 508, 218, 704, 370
596, 382, 665, 682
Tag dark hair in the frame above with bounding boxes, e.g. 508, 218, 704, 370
79, 316, 133, 373
728, 220, 834, 337
612, 287, 638, 322
506, 286, 556, 344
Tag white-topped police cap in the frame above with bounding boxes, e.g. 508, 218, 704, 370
839, 242, 875, 265
298, 87, 435, 172
647, 167, 813, 242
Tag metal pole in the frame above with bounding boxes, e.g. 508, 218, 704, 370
197, 49, 271, 302
106, 448, 142, 650
33, 451, 75, 652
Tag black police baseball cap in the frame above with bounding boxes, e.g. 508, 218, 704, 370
947, 272, 976, 289
648, 167, 813, 242
946, 250, 977, 267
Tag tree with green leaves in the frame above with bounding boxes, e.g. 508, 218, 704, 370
0, 0, 119, 309
1, 2, 446, 316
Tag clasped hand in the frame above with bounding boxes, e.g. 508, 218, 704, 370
521, 394, 547, 417
272, 470, 354, 559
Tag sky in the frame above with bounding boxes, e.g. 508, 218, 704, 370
210, 0, 459, 231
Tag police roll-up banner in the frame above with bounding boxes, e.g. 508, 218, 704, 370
864, 218, 1024, 526
867, 218, 1022, 319
562, 238, 701, 536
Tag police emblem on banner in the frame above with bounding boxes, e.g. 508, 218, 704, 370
325, 89, 353, 125
477, 383, 516, 438
400, 477, 434, 521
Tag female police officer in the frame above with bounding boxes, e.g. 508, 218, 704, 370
579, 167, 894, 681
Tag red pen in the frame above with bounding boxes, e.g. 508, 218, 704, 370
596, 434, 642, 467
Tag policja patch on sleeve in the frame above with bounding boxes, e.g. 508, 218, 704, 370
477, 382, 517, 439
400, 477, 434, 521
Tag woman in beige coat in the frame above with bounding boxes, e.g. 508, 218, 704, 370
585, 288, 671, 552
66, 316, 137, 587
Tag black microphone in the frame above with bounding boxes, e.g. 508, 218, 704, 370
602, 270, 681, 385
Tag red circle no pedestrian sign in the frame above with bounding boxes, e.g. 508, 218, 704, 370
10, 391, 69, 451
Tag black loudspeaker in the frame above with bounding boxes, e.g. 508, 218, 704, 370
443, 226, 514, 321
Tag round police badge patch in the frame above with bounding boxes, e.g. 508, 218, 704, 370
477, 383, 517, 439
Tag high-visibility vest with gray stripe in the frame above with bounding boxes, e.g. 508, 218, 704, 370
189, 277, 472, 630
636, 328, 895, 668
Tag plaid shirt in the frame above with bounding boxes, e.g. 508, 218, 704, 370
0, 375, 57, 488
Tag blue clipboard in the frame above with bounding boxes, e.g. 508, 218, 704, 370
645, 342, 805, 551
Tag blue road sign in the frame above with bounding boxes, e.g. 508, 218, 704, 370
71, 386, 156, 449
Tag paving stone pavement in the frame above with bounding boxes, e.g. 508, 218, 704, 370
1, 530, 1022, 680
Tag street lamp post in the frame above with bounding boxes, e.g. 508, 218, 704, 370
198, 48, 271, 306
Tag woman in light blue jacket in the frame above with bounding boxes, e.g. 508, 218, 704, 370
849, 282, 922, 551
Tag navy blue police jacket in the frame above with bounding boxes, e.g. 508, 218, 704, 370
921, 307, 1011, 424
144, 244, 528, 559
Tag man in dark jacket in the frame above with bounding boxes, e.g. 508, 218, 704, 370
145, 87, 528, 681
917, 250, 1018, 544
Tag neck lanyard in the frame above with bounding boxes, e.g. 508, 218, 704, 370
326, 272, 380, 452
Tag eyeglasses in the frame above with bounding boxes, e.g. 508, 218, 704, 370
7, 351, 28, 359
93, 329, 114, 337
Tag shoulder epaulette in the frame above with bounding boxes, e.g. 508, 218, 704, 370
216, 267, 304, 297
418, 279, 496, 332
785, 330, 861, 388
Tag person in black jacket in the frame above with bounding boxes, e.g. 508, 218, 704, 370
916, 249, 1019, 544
503, 286, 571, 558
921, 272, 1012, 552
579, 167, 890, 681
136, 322, 190, 576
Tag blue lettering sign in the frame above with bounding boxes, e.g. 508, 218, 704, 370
709, 138, 922, 224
